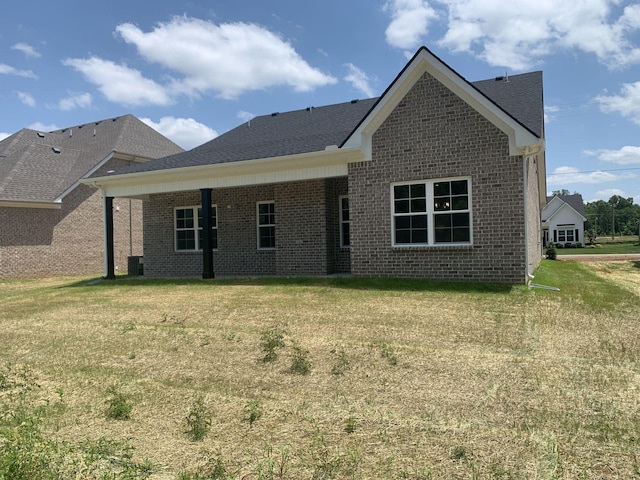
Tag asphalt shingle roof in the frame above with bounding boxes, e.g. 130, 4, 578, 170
105, 69, 544, 178
0, 114, 183, 203
546, 194, 586, 217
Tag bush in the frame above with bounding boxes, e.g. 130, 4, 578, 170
576, 242, 583, 248
545, 242, 557, 260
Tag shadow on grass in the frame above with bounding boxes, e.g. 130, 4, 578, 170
61, 274, 514, 294
633, 261, 640, 269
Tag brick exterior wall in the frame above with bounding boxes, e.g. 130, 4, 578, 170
348, 72, 529, 283
142, 178, 348, 277
0, 158, 143, 279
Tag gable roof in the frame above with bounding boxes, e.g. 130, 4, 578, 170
85, 46, 545, 199
97, 48, 543, 180
343, 47, 542, 158
0, 115, 183, 206
542, 194, 586, 222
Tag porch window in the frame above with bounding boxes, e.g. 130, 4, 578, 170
392, 177, 471, 246
339, 196, 350, 247
175, 206, 217, 251
257, 201, 275, 249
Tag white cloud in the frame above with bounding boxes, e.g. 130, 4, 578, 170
381, 0, 640, 70
596, 81, 640, 124
547, 166, 636, 185
17, 91, 36, 107
237, 111, 255, 123
28, 122, 59, 132
584, 146, 640, 165
62, 57, 172, 107
115, 17, 336, 100
0, 63, 36, 78
58, 91, 93, 111
11, 42, 41, 58
544, 105, 559, 123
344, 63, 376, 98
383, 0, 438, 51
140, 117, 218, 150
593, 188, 627, 201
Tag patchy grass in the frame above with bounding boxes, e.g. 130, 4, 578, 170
557, 242, 640, 255
1, 265, 639, 478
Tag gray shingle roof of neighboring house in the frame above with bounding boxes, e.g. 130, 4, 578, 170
0, 114, 183, 203
101, 69, 544, 178
546, 194, 586, 217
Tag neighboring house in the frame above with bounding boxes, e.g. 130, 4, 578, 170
0, 115, 183, 279
541, 194, 587, 247
85, 47, 546, 284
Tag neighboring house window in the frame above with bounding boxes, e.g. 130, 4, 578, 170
257, 201, 276, 249
175, 206, 218, 251
557, 227, 575, 243
392, 178, 471, 246
339, 196, 350, 247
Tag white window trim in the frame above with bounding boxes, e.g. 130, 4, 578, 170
174, 205, 218, 252
339, 195, 350, 249
390, 176, 473, 247
257, 201, 276, 250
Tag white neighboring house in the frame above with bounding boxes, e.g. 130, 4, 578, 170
542, 194, 587, 247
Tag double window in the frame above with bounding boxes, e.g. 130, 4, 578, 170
392, 178, 471, 246
175, 206, 218, 251
257, 202, 276, 249
339, 196, 350, 247
557, 228, 575, 243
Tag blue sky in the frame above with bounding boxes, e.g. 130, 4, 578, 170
2, 0, 640, 205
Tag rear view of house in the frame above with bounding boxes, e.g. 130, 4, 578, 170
86, 47, 547, 284
0, 115, 183, 279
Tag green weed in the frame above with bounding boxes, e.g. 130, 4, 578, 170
185, 396, 212, 441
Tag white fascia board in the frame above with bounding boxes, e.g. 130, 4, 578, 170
81, 147, 364, 198
0, 199, 62, 209
343, 49, 542, 157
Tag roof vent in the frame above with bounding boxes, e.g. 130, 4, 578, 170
495, 73, 509, 82
351, 99, 359, 104
271, 112, 279, 117
37, 132, 45, 138
52, 147, 61, 154
69, 129, 72, 137
306, 106, 314, 112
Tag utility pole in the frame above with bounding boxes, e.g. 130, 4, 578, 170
611, 203, 615, 241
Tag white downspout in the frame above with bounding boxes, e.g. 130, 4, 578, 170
523, 156, 534, 283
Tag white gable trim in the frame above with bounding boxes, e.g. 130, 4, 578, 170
546, 201, 587, 223
342, 47, 542, 158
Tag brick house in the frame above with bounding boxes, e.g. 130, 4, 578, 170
86, 47, 546, 283
542, 194, 587, 247
0, 115, 183, 279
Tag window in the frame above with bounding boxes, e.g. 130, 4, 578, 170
175, 205, 217, 251
557, 228, 575, 243
257, 202, 275, 249
392, 178, 471, 246
339, 196, 350, 247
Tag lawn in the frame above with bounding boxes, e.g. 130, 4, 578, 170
1, 262, 639, 479
556, 242, 640, 255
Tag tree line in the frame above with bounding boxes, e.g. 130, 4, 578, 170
553, 189, 640, 238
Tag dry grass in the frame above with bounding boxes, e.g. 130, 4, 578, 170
1, 263, 639, 479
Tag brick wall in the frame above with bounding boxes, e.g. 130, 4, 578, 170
142, 179, 348, 277
0, 157, 142, 279
348, 71, 528, 283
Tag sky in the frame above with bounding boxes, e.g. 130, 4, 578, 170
1, 0, 640, 205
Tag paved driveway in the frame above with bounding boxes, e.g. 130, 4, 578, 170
557, 254, 640, 262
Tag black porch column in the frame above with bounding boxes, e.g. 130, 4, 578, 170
200, 188, 215, 279
104, 196, 115, 280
